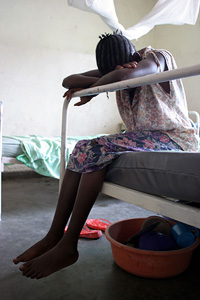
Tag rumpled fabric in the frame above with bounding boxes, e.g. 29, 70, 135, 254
67, 131, 182, 173
116, 47, 199, 152
5, 135, 103, 178
68, 0, 200, 40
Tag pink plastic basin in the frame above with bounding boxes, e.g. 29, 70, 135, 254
105, 218, 200, 279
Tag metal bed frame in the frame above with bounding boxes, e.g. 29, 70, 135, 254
0, 65, 199, 223
59, 64, 200, 228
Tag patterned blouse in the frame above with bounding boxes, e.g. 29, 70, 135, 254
116, 47, 198, 152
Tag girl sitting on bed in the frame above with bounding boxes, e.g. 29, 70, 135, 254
13, 32, 198, 279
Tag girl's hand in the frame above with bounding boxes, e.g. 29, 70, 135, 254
74, 95, 94, 106
115, 61, 138, 70
63, 88, 83, 100
63, 88, 96, 106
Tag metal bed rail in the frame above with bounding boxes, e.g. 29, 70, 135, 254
60, 64, 200, 228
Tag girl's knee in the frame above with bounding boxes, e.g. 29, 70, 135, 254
91, 139, 97, 146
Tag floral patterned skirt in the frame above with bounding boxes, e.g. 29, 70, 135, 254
67, 131, 183, 173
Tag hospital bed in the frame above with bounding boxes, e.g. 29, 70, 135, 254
59, 64, 200, 228
1, 65, 200, 224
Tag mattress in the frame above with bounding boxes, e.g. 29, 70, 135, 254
2, 137, 22, 157
105, 151, 200, 203
3, 136, 200, 203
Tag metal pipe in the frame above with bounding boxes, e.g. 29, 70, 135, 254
59, 98, 70, 190
72, 64, 200, 98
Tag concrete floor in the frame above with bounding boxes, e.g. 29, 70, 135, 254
1, 173, 200, 300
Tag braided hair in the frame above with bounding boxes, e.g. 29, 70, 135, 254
96, 32, 136, 75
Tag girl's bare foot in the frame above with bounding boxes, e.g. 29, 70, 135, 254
19, 239, 79, 279
13, 233, 62, 264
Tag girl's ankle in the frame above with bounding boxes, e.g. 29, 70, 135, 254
46, 229, 64, 242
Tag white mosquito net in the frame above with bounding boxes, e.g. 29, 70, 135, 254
68, 0, 200, 40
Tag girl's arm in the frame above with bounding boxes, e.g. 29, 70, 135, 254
62, 69, 102, 89
63, 52, 165, 90
63, 52, 166, 105
90, 53, 166, 88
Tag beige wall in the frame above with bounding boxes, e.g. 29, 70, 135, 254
152, 12, 200, 114
0, 0, 199, 137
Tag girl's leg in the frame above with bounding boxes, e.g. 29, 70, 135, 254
13, 169, 81, 264
18, 168, 106, 279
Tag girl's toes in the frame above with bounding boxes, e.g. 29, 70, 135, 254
36, 272, 43, 280
30, 271, 40, 279
25, 270, 35, 278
